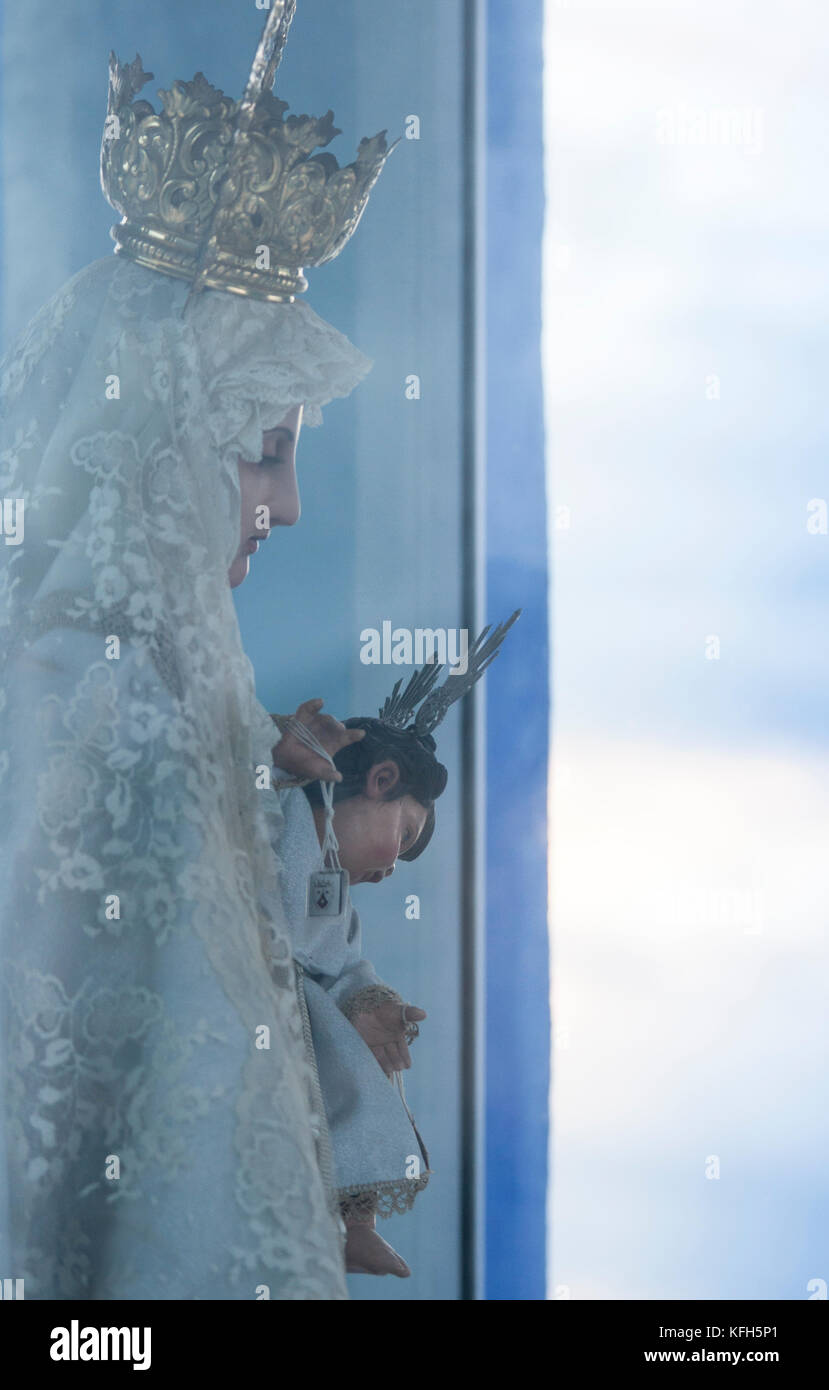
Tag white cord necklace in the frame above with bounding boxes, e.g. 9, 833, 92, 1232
279, 715, 350, 918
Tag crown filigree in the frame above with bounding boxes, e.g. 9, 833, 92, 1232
378, 611, 522, 738
100, 2, 397, 303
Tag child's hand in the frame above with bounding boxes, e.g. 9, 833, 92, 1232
271, 699, 365, 782
351, 1001, 427, 1077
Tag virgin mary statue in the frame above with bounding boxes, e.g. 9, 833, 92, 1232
0, 4, 395, 1299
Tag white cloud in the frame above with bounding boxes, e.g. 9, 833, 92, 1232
548, 735, 829, 1295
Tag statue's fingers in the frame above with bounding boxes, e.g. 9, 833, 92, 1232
301, 747, 339, 781
405, 1006, 427, 1021
311, 713, 351, 747
296, 697, 324, 720
316, 757, 342, 782
324, 720, 361, 743
386, 1041, 408, 1071
313, 711, 341, 729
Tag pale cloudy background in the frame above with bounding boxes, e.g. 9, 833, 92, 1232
544, 0, 829, 1298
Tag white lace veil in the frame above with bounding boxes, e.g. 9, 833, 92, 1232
0, 253, 371, 1298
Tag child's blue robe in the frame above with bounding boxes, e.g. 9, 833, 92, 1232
262, 785, 430, 1219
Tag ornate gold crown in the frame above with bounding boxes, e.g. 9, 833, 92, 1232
100, 0, 397, 303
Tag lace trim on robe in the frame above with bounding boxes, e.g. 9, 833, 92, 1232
339, 983, 404, 1021
338, 1172, 432, 1223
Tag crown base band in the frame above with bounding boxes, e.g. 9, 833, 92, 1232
111, 222, 307, 304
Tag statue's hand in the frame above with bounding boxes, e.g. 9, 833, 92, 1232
351, 1001, 427, 1077
271, 699, 364, 782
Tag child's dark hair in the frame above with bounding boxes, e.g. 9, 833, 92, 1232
302, 717, 448, 860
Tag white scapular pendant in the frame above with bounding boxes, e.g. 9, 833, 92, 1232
306, 776, 349, 918
307, 867, 349, 918
276, 715, 351, 922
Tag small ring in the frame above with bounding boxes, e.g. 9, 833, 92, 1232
400, 1002, 419, 1044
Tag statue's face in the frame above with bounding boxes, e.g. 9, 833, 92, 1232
328, 763, 429, 884
228, 403, 304, 588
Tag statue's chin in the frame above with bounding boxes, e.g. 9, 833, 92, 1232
228, 555, 249, 589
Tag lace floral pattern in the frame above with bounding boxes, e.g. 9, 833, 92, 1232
0, 255, 372, 1298
338, 1174, 431, 1222
339, 983, 405, 1022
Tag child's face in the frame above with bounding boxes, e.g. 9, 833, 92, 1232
331, 761, 428, 884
